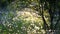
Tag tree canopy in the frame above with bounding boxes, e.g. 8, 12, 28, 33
0, 0, 60, 34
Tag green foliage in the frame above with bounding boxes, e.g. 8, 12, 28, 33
0, 10, 46, 34
12, 11, 45, 34
0, 0, 60, 34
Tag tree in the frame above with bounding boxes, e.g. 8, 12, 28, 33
0, 0, 60, 34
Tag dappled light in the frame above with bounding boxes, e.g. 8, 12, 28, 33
0, 0, 60, 34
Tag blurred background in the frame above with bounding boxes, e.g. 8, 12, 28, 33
0, 0, 60, 34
